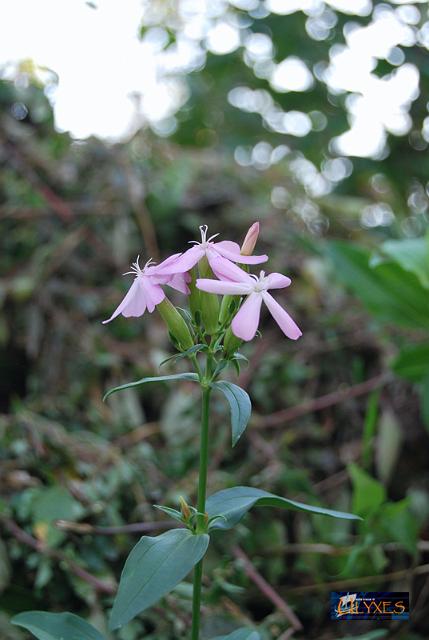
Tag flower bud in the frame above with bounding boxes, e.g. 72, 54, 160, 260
219, 293, 239, 326
198, 257, 219, 335
157, 298, 194, 351
240, 222, 260, 256
179, 496, 191, 521
223, 326, 242, 356
188, 268, 201, 321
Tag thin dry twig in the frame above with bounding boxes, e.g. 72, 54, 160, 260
121, 155, 160, 260
233, 545, 303, 631
277, 629, 297, 640
285, 564, 429, 596
0, 126, 73, 222
55, 519, 176, 535
253, 373, 391, 429
113, 421, 160, 447
259, 540, 429, 556
1, 516, 116, 594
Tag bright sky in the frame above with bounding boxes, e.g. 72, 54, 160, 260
0, 0, 186, 139
0, 0, 427, 158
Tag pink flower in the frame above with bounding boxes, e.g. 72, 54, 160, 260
150, 253, 191, 295
103, 255, 190, 324
196, 259, 302, 341
156, 225, 268, 276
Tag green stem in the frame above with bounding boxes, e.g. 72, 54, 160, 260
191, 354, 203, 380
196, 385, 211, 524
191, 383, 211, 640
191, 559, 203, 640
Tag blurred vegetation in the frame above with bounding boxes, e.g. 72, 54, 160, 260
1, 1, 429, 639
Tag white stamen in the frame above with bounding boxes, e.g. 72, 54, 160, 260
123, 255, 156, 277
199, 224, 209, 243
251, 271, 269, 292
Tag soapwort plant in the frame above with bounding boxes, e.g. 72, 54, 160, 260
12, 223, 360, 640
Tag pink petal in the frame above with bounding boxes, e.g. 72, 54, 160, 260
215, 244, 268, 265
166, 273, 191, 295
155, 252, 182, 271
266, 273, 292, 290
151, 274, 169, 285
214, 240, 241, 254
207, 254, 253, 283
262, 292, 302, 340
151, 265, 191, 293
103, 278, 147, 323
231, 292, 263, 341
150, 253, 183, 277
142, 278, 165, 313
196, 278, 252, 295
157, 246, 204, 274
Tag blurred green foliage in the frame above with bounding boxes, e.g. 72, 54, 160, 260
1, 1, 429, 638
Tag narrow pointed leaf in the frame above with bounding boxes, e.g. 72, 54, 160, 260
103, 373, 199, 401
159, 344, 207, 368
11, 611, 105, 640
231, 353, 249, 364
153, 505, 184, 524
212, 629, 261, 640
206, 486, 361, 530
109, 528, 209, 630
213, 381, 251, 446
230, 359, 241, 376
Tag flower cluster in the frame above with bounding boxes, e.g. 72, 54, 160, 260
104, 223, 302, 344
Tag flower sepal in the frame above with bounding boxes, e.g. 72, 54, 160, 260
157, 298, 194, 352
198, 256, 220, 336
159, 344, 208, 368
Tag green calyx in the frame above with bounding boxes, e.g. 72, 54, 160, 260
188, 268, 201, 321
157, 298, 194, 351
154, 502, 214, 534
198, 257, 220, 335
224, 327, 243, 356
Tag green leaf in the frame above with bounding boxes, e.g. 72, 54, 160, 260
420, 374, 429, 432
103, 373, 199, 401
327, 241, 429, 329
31, 487, 85, 548
213, 381, 251, 446
11, 612, 105, 640
159, 344, 207, 368
228, 352, 249, 376
392, 343, 429, 382
349, 464, 386, 518
109, 528, 209, 630
212, 629, 261, 640
206, 486, 361, 531
382, 235, 429, 289
153, 505, 184, 525
378, 499, 418, 555
231, 353, 249, 363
